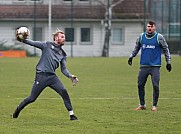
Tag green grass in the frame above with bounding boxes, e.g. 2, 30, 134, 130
0, 56, 180, 134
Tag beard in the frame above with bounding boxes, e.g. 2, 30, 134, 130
57, 39, 64, 46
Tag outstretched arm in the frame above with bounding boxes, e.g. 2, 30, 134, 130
16, 27, 46, 49
23, 39, 47, 49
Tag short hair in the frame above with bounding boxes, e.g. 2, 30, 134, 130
147, 20, 156, 26
52, 29, 64, 41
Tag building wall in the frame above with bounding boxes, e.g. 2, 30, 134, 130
0, 20, 143, 57
109, 22, 143, 57
0, 0, 103, 5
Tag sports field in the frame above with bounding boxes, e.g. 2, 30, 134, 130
0, 57, 180, 134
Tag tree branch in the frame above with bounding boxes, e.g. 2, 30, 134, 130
111, 0, 125, 8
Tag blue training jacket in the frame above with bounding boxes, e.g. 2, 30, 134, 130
129, 31, 171, 67
140, 32, 161, 66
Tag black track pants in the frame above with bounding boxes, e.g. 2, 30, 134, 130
17, 73, 73, 112
137, 67, 160, 106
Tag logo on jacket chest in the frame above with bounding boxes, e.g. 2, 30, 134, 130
51, 45, 62, 55
142, 44, 155, 49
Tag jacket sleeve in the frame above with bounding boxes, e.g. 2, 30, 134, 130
23, 39, 47, 49
129, 33, 142, 58
60, 57, 72, 78
158, 34, 171, 64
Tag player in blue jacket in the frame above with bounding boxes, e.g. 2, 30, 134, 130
128, 20, 172, 111
13, 29, 78, 120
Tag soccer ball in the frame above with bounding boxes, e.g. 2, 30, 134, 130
16, 27, 30, 40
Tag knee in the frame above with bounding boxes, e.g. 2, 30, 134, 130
61, 89, 68, 96
59, 89, 70, 100
138, 84, 144, 90
27, 96, 36, 103
30, 98, 36, 103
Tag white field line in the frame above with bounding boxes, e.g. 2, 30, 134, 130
16, 97, 181, 100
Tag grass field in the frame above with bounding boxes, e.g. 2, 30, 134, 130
0, 56, 180, 134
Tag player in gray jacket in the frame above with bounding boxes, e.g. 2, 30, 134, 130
13, 29, 78, 120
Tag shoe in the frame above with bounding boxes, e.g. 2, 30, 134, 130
70, 115, 78, 121
151, 106, 157, 111
135, 105, 146, 110
12, 107, 20, 118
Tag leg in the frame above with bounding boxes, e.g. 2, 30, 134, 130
13, 74, 47, 118
137, 68, 149, 106
49, 76, 73, 112
151, 67, 160, 107
49, 76, 78, 120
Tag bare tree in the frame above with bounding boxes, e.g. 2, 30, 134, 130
96, 0, 125, 57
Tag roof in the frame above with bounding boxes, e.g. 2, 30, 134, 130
0, 0, 145, 21
113, 0, 145, 19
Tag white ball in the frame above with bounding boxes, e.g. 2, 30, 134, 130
17, 27, 30, 40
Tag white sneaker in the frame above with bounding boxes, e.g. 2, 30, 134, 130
151, 106, 157, 111
135, 105, 146, 110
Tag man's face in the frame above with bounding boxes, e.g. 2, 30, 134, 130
55, 33, 65, 46
146, 23, 156, 34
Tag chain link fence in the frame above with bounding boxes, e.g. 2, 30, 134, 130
144, 0, 181, 54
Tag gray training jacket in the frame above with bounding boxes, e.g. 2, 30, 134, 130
23, 39, 72, 78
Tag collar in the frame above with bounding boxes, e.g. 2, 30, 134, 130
52, 42, 63, 48
146, 31, 157, 38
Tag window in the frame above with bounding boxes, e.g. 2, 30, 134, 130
65, 28, 74, 42
33, 27, 43, 41
81, 28, 91, 43
112, 28, 124, 45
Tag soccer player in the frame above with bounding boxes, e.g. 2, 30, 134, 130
13, 29, 78, 120
128, 20, 172, 111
